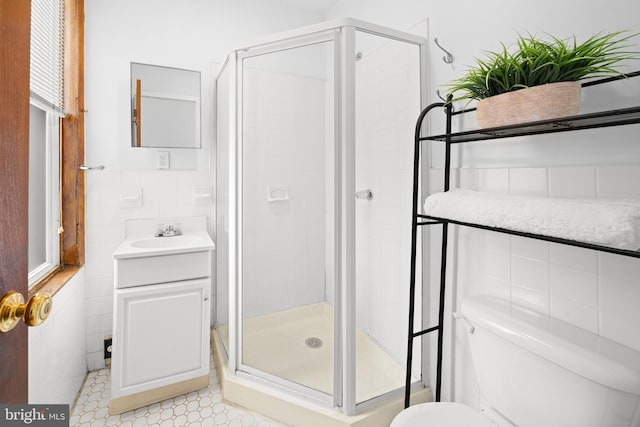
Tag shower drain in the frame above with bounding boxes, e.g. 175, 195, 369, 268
305, 337, 323, 349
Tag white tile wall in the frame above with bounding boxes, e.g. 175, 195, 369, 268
84, 169, 213, 370
29, 269, 87, 405
600, 274, 640, 351
597, 165, 640, 197
240, 65, 328, 318
443, 164, 640, 356
509, 168, 547, 196
438, 163, 640, 408
478, 169, 509, 194
548, 167, 597, 198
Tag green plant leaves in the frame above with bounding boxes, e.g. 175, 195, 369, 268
446, 31, 639, 102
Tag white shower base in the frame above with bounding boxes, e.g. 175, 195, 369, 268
214, 302, 430, 427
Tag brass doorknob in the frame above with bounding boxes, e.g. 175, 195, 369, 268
0, 291, 52, 333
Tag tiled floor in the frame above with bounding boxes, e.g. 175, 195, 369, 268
70, 352, 286, 427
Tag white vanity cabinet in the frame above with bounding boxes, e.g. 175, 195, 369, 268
111, 278, 210, 409
110, 219, 214, 415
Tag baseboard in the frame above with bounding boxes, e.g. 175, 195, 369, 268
109, 374, 209, 415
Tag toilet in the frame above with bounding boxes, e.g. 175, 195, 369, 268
392, 295, 640, 427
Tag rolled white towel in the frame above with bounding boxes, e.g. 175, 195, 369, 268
423, 189, 640, 251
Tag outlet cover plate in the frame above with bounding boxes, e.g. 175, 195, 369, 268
104, 337, 112, 360
157, 151, 170, 169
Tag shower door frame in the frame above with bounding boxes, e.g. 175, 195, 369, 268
233, 27, 343, 409
224, 18, 429, 416
347, 23, 429, 415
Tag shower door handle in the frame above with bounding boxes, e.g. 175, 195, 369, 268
355, 189, 373, 200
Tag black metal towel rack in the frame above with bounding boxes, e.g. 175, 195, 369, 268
403, 70, 640, 408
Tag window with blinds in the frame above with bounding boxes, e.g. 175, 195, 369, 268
30, 0, 65, 114
28, 0, 65, 287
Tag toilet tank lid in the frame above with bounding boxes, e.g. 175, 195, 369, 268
460, 295, 640, 396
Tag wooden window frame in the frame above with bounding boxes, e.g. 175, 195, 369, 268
30, 0, 84, 297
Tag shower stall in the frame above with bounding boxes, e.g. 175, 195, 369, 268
215, 18, 427, 416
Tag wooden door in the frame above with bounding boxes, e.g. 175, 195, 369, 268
0, 0, 31, 404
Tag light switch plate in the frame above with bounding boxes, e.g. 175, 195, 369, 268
157, 151, 170, 169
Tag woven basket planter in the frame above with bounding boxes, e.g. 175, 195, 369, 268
476, 81, 581, 128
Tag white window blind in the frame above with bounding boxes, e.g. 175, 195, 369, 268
30, 0, 65, 115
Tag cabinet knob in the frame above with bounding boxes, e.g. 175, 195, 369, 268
0, 291, 52, 332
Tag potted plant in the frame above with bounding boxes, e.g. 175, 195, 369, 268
446, 31, 639, 128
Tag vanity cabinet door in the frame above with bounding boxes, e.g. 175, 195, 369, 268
111, 278, 210, 398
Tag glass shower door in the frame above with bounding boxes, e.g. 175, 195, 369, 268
238, 37, 337, 400
353, 29, 423, 405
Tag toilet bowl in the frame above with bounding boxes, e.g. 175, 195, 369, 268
391, 295, 640, 427
390, 402, 495, 427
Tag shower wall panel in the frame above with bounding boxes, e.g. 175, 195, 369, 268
241, 66, 329, 319
354, 32, 422, 392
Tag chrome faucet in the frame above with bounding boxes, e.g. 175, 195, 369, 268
155, 223, 182, 237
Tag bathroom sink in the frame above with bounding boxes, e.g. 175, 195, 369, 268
113, 227, 215, 288
130, 235, 203, 249
113, 229, 215, 260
